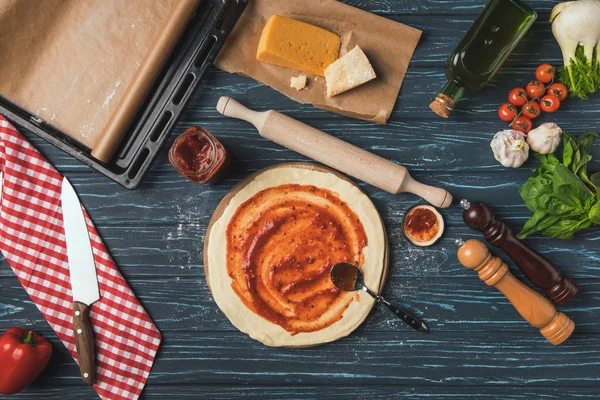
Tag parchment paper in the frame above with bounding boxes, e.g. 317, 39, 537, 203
215, 0, 422, 124
0, 0, 199, 162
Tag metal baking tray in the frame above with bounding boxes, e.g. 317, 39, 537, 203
0, 0, 247, 189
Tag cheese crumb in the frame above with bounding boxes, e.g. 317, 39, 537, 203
290, 75, 308, 91
324, 45, 376, 97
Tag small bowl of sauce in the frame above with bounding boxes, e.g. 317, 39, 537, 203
169, 127, 230, 185
402, 205, 444, 247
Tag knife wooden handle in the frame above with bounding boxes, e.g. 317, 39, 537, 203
216, 97, 452, 208
73, 301, 96, 385
457, 239, 575, 345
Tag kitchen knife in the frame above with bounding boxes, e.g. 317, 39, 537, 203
61, 177, 99, 385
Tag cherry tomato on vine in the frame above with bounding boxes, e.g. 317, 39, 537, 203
522, 101, 541, 119
508, 88, 528, 107
540, 95, 561, 113
535, 64, 555, 83
511, 116, 532, 133
547, 83, 568, 101
498, 103, 518, 122
526, 80, 546, 99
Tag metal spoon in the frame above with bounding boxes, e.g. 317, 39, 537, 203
330, 262, 429, 333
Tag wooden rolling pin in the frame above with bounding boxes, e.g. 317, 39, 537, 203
461, 200, 578, 305
216, 97, 452, 208
456, 238, 574, 345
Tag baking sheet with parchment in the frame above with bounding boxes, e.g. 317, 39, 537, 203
215, 0, 422, 124
0, 0, 199, 162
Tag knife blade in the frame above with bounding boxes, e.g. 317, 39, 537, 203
61, 177, 99, 385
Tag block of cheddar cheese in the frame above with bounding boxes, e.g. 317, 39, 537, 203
256, 15, 340, 77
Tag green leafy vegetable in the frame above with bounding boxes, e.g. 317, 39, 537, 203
559, 47, 600, 100
591, 171, 600, 188
517, 131, 600, 239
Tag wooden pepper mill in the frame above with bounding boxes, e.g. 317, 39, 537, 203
460, 199, 578, 305
456, 238, 575, 345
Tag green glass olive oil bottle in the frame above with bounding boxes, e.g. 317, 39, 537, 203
430, 0, 537, 118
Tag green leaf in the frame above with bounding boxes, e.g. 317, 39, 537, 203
573, 132, 597, 177
552, 165, 593, 203
562, 135, 574, 170
589, 202, 600, 225
519, 175, 552, 212
552, 185, 582, 209
577, 132, 598, 155
534, 153, 560, 175
591, 172, 600, 188
542, 218, 592, 240
560, 46, 600, 100
517, 210, 555, 239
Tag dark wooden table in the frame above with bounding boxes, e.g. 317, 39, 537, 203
1, 1, 599, 399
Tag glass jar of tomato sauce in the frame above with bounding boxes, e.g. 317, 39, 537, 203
168, 127, 230, 185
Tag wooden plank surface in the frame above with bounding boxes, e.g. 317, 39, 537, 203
1, 0, 599, 399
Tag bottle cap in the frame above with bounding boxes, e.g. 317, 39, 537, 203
429, 94, 455, 118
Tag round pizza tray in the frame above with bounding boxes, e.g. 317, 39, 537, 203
203, 162, 389, 346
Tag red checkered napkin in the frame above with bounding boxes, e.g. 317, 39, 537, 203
0, 116, 162, 400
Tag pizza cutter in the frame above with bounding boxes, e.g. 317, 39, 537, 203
331, 262, 429, 333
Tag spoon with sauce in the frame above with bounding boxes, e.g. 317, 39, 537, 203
330, 263, 429, 333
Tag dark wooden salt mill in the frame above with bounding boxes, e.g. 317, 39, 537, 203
460, 199, 578, 305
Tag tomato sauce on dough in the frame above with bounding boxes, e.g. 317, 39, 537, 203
226, 184, 368, 335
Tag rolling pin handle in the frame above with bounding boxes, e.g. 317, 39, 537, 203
217, 96, 265, 131
400, 173, 453, 208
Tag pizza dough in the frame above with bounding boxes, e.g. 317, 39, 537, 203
205, 164, 386, 347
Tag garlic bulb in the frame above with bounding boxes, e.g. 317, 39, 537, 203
490, 130, 530, 168
526, 123, 563, 154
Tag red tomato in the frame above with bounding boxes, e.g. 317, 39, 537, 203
526, 80, 546, 99
508, 88, 528, 107
511, 116, 533, 133
535, 64, 555, 83
540, 95, 561, 113
498, 103, 518, 122
547, 83, 568, 101
522, 101, 541, 119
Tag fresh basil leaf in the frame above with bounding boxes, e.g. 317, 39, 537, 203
562, 134, 575, 170
542, 218, 592, 240
552, 165, 593, 203
573, 132, 598, 175
591, 172, 600, 188
552, 185, 583, 209
577, 132, 598, 155
534, 153, 560, 175
519, 175, 553, 212
584, 196, 597, 212
589, 202, 600, 225
578, 158, 597, 193
573, 154, 592, 176
517, 210, 552, 239
543, 195, 585, 219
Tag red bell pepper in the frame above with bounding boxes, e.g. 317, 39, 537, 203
0, 327, 53, 394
